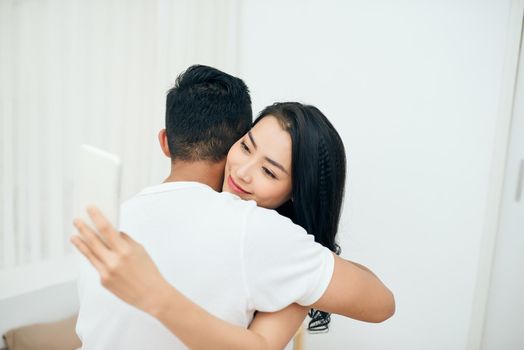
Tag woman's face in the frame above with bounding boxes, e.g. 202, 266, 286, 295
222, 115, 292, 209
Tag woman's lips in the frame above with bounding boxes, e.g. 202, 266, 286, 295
227, 175, 250, 195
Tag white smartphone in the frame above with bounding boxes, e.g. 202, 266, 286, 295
72, 144, 122, 228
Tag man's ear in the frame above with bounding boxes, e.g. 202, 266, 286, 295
158, 129, 171, 158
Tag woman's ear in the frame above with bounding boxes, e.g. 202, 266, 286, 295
158, 129, 171, 158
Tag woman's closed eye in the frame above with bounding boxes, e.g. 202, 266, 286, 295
240, 141, 250, 154
262, 167, 277, 179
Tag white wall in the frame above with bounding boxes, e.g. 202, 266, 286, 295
481, 21, 524, 347
238, 0, 512, 349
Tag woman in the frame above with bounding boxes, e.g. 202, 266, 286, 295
73, 102, 394, 350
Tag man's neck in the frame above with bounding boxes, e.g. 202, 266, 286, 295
163, 159, 225, 192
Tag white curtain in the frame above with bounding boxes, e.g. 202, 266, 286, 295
0, 0, 240, 271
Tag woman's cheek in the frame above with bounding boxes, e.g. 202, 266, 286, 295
261, 181, 288, 208
227, 148, 242, 167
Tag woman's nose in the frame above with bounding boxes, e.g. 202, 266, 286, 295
236, 163, 252, 183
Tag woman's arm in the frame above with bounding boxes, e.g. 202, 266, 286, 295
248, 305, 309, 350
310, 255, 395, 323
72, 207, 307, 350
149, 282, 308, 350
154, 292, 308, 350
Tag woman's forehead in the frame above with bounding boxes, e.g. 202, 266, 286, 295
251, 115, 286, 134
249, 116, 292, 169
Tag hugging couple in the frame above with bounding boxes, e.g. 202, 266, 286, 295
72, 65, 395, 350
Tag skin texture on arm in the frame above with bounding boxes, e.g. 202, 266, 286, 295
311, 255, 395, 323
151, 285, 308, 350
151, 290, 308, 350
72, 207, 309, 350
248, 305, 309, 350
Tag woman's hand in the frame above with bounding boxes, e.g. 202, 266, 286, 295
71, 206, 171, 315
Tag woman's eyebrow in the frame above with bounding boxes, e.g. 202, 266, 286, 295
247, 131, 257, 149
248, 131, 289, 175
265, 157, 289, 175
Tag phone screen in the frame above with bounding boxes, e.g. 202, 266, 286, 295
72, 144, 122, 229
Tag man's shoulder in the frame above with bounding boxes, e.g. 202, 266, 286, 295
120, 184, 260, 217
121, 182, 242, 203
246, 205, 307, 236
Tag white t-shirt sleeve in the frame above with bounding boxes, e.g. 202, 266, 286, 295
242, 207, 335, 312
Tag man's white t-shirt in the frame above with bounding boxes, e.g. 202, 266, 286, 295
76, 182, 334, 349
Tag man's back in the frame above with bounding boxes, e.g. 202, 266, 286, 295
77, 182, 256, 349
76, 181, 333, 349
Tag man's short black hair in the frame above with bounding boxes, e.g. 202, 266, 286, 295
165, 65, 252, 162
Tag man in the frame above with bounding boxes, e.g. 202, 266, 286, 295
75, 65, 394, 349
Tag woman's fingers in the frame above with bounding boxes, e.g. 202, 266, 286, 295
73, 218, 112, 262
86, 206, 121, 250
120, 232, 137, 246
71, 235, 107, 276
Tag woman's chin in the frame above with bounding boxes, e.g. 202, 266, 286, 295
223, 187, 248, 200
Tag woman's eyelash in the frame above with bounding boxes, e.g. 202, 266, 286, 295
263, 167, 276, 179
241, 141, 250, 153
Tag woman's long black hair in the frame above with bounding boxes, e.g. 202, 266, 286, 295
252, 102, 347, 332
